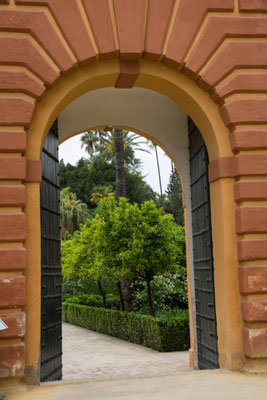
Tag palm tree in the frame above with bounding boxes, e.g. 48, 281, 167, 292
145, 140, 164, 207
90, 185, 114, 203
154, 144, 163, 207
80, 129, 149, 188
112, 129, 135, 311
80, 131, 99, 159
60, 187, 88, 238
80, 131, 107, 160
83, 129, 148, 166
80, 129, 149, 311
114, 129, 127, 200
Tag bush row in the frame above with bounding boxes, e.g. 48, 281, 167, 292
62, 293, 120, 309
62, 303, 190, 352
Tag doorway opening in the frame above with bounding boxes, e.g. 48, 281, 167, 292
39, 88, 218, 382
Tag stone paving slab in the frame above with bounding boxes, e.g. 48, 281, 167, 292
3, 323, 267, 400
4, 371, 267, 400
62, 322, 190, 381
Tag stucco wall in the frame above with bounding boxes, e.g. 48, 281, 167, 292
0, 0, 267, 384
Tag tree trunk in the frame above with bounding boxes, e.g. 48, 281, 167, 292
114, 129, 135, 311
117, 282, 125, 311
145, 273, 155, 317
120, 279, 135, 312
114, 129, 126, 200
97, 280, 106, 308
154, 145, 163, 207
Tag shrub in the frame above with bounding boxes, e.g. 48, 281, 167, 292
63, 293, 120, 309
62, 277, 119, 298
62, 303, 189, 352
134, 274, 188, 314
155, 308, 188, 319
64, 295, 80, 304
106, 293, 121, 310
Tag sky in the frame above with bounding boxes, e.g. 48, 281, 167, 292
59, 133, 172, 194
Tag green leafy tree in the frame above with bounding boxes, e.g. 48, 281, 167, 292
95, 197, 138, 309
112, 129, 135, 311
81, 128, 150, 311
164, 165, 184, 225
123, 201, 182, 316
134, 226, 187, 313
62, 199, 134, 309
61, 197, 186, 316
62, 218, 110, 307
59, 158, 157, 210
134, 273, 188, 313
60, 187, 88, 237
90, 185, 114, 203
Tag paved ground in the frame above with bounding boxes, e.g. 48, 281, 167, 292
62, 322, 190, 381
3, 323, 267, 399
5, 371, 267, 400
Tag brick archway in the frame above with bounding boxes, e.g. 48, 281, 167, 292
0, 0, 267, 384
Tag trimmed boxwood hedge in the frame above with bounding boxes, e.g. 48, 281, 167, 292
62, 302, 190, 352
62, 293, 120, 309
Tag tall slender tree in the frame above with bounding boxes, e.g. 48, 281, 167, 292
145, 140, 164, 207
80, 131, 102, 159
164, 165, 184, 225
60, 187, 88, 238
114, 129, 126, 200
81, 129, 148, 168
80, 128, 143, 311
113, 129, 135, 311
154, 144, 164, 207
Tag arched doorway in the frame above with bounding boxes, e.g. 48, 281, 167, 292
22, 63, 241, 384
39, 86, 221, 380
1, 0, 266, 386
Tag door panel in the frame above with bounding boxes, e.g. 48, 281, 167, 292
40, 121, 62, 382
188, 118, 219, 370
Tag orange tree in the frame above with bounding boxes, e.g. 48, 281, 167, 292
62, 197, 185, 316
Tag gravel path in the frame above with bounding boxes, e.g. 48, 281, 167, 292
62, 322, 190, 382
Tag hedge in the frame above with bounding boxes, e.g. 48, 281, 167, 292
62, 303, 190, 352
62, 293, 120, 309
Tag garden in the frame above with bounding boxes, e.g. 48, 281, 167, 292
62, 197, 189, 351
60, 130, 190, 352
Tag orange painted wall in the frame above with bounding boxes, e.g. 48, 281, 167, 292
0, 0, 267, 385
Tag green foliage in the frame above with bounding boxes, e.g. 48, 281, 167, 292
59, 158, 157, 209
164, 166, 184, 226
60, 187, 88, 237
62, 277, 118, 297
62, 203, 132, 287
64, 294, 102, 307
105, 294, 121, 309
134, 274, 188, 313
62, 303, 190, 352
122, 200, 183, 281
155, 308, 189, 319
61, 197, 187, 314
80, 129, 149, 169
61, 230, 81, 281
62, 293, 120, 309
62, 279, 83, 297
173, 225, 187, 268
